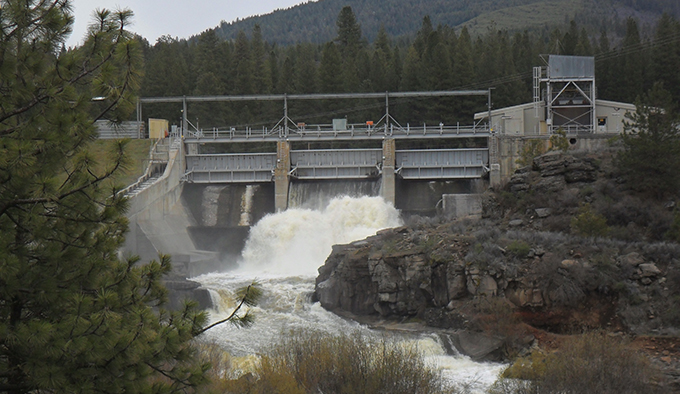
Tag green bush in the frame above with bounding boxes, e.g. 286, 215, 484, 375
507, 240, 531, 258
570, 203, 610, 237
516, 139, 546, 167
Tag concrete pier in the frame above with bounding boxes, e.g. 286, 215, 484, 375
274, 140, 291, 212
381, 138, 396, 205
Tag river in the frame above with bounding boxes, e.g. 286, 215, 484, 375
194, 195, 505, 392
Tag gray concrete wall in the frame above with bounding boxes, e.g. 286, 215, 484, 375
442, 194, 482, 219
123, 145, 220, 276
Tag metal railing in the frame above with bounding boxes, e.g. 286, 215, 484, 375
183, 122, 490, 143
116, 139, 167, 197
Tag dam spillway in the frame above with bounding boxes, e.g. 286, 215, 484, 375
123, 135, 490, 277
126, 90, 496, 275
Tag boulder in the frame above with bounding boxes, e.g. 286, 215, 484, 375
164, 280, 213, 310
619, 252, 644, 268
560, 259, 581, 269
534, 208, 552, 218
639, 263, 661, 278
510, 183, 531, 193
447, 270, 468, 300
534, 152, 571, 177
450, 331, 505, 361
506, 285, 544, 308
478, 276, 499, 296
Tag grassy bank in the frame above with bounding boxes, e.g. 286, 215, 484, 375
87, 139, 154, 189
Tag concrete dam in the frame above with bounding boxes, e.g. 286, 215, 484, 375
124, 90, 496, 276
122, 137, 489, 278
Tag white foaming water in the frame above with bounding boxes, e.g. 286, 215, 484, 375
240, 195, 402, 276
194, 195, 504, 392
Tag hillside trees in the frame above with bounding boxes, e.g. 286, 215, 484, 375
612, 18, 648, 102
0, 1, 225, 392
137, 10, 680, 129
141, 36, 192, 123
617, 83, 680, 198
651, 13, 680, 104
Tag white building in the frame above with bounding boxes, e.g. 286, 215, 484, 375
475, 55, 636, 182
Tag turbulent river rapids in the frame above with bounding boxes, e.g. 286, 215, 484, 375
194, 196, 505, 392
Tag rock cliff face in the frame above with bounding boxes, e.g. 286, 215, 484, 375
316, 227, 502, 319
315, 151, 680, 337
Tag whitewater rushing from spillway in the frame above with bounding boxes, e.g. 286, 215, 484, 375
240, 195, 402, 275
193, 195, 504, 392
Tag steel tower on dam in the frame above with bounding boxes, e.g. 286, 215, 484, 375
137, 90, 497, 212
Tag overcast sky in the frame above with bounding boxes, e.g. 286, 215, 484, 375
66, 0, 310, 47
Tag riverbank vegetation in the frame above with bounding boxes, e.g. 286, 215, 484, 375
209, 331, 449, 394
493, 333, 663, 394
193, 328, 665, 393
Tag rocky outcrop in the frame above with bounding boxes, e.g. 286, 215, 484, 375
317, 227, 469, 318
315, 150, 680, 380
508, 151, 598, 193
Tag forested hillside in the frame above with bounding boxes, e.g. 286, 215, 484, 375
140, 7, 680, 132
212, 0, 680, 45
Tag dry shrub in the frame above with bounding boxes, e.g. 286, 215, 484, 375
537, 333, 661, 394
539, 333, 656, 394
493, 333, 662, 394
229, 330, 447, 394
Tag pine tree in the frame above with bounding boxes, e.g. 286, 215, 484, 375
0, 2, 258, 392
652, 13, 680, 103
277, 56, 295, 93
334, 6, 364, 93
251, 24, 272, 95
233, 30, 253, 95
562, 20, 579, 55
615, 18, 646, 102
596, 28, 615, 99
320, 42, 344, 93
453, 26, 478, 120
141, 36, 192, 123
617, 82, 680, 198
335, 6, 362, 57
192, 30, 228, 127
575, 27, 593, 56
370, 26, 397, 92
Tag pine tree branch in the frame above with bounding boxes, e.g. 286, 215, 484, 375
195, 283, 259, 335
0, 17, 126, 129
0, 151, 123, 218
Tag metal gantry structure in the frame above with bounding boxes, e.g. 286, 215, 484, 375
534, 55, 596, 135
137, 90, 493, 142
136, 90, 495, 188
